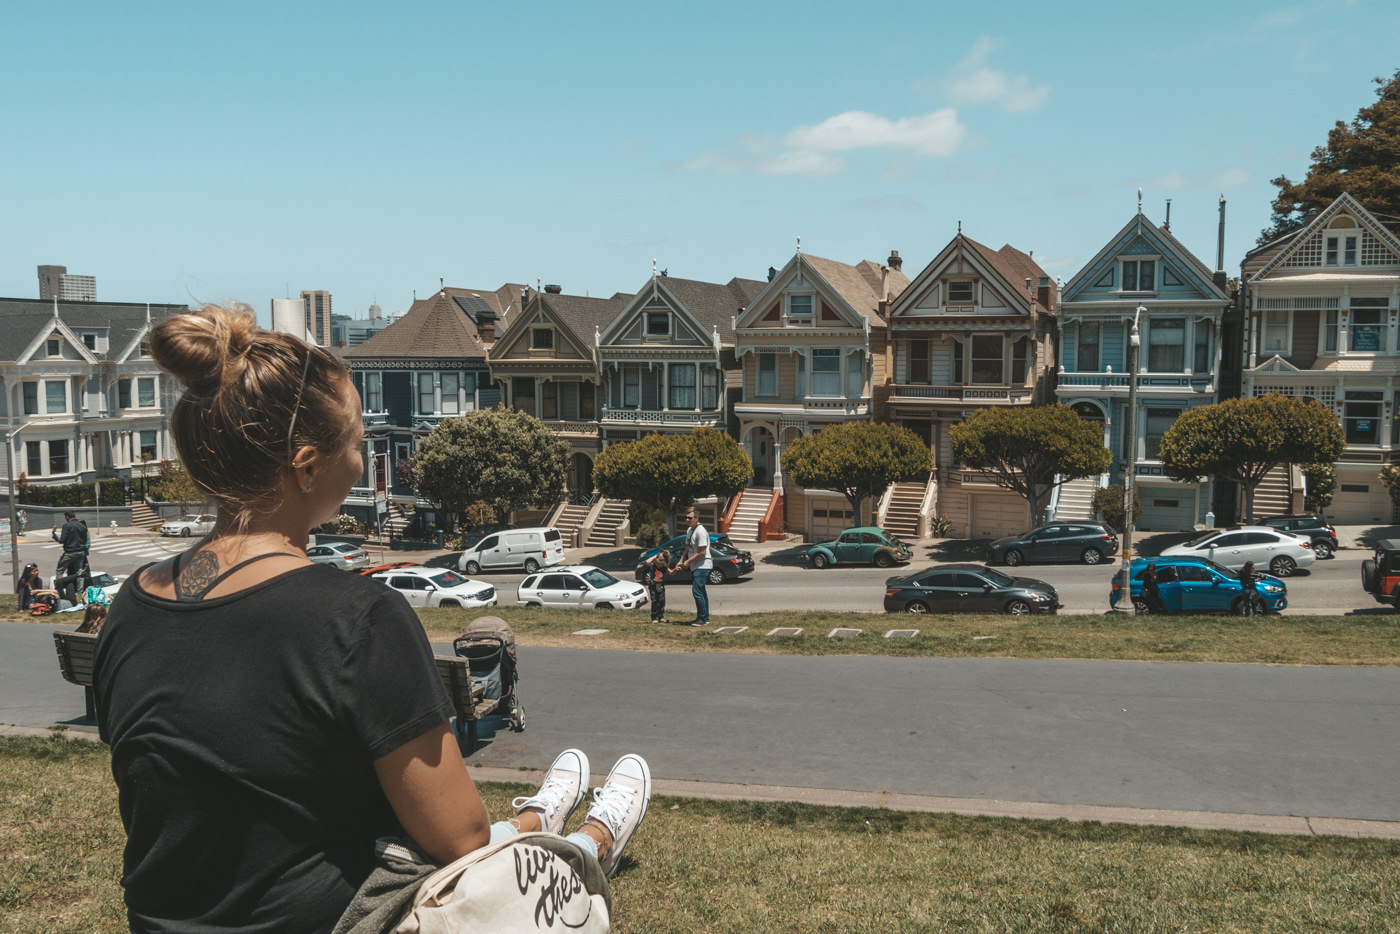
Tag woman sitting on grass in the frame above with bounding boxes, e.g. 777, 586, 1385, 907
16, 563, 59, 611
94, 305, 649, 934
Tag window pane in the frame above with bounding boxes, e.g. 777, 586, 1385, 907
23, 383, 38, 415
1144, 409, 1180, 459
541, 381, 557, 419
758, 354, 777, 396
1350, 310, 1385, 352
1148, 319, 1185, 371
1194, 323, 1212, 372
948, 281, 974, 303
419, 373, 435, 413
1324, 310, 1339, 353
702, 368, 719, 409
1345, 401, 1380, 444
846, 354, 863, 397
139, 430, 157, 460
26, 441, 41, 475
1010, 339, 1028, 384
440, 373, 459, 414
1122, 263, 1138, 291
788, 295, 812, 317
48, 439, 68, 474
641, 369, 661, 409
45, 381, 65, 414
512, 377, 536, 416
366, 374, 382, 411
624, 368, 640, 406
580, 382, 595, 419
138, 377, 156, 407
669, 364, 696, 409
1077, 325, 1098, 371
646, 312, 669, 335
970, 335, 1003, 384
812, 349, 840, 396
908, 339, 930, 383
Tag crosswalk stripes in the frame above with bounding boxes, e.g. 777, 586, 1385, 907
35, 538, 179, 561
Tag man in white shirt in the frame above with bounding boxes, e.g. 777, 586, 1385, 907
677, 508, 711, 626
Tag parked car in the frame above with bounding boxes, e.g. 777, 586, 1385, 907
883, 564, 1059, 615
1360, 538, 1400, 607
370, 566, 497, 609
634, 534, 753, 585
459, 523, 515, 550
988, 523, 1119, 566
1159, 526, 1315, 577
88, 571, 124, 601
306, 541, 372, 571
517, 565, 649, 610
1258, 514, 1339, 559
160, 514, 216, 537
1110, 556, 1287, 615
808, 527, 911, 569
423, 551, 464, 571
459, 527, 566, 574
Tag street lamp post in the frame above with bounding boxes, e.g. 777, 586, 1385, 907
1115, 305, 1146, 613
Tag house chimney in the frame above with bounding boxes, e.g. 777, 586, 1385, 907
767, 266, 777, 281
544, 284, 563, 294
887, 249, 902, 271
1037, 274, 1051, 309
478, 319, 495, 343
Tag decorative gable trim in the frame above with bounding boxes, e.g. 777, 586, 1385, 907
889, 235, 1031, 320
1251, 354, 1302, 374
734, 254, 865, 331
1062, 214, 1227, 303
1252, 192, 1400, 282
489, 298, 593, 363
19, 317, 102, 366
598, 276, 708, 349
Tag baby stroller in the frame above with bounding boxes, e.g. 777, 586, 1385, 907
453, 616, 524, 733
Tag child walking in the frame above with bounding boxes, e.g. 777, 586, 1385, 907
645, 549, 672, 624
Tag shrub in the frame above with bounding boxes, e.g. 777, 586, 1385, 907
1093, 485, 1142, 533
19, 478, 124, 508
928, 515, 954, 538
630, 504, 670, 548
1303, 462, 1336, 512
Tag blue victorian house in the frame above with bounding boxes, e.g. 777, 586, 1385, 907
1054, 202, 1232, 531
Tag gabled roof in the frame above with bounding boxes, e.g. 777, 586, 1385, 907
737, 252, 909, 330
0, 297, 189, 364
892, 234, 1054, 317
345, 290, 490, 361
1249, 192, 1400, 282
489, 288, 635, 363
600, 274, 766, 345
1061, 213, 1227, 303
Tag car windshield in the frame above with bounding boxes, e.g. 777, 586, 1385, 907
430, 571, 466, 588
91, 573, 117, 586
1183, 531, 1219, 548
581, 568, 618, 588
980, 567, 1015, 587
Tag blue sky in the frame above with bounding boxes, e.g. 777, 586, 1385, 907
4, 1, 1397, 324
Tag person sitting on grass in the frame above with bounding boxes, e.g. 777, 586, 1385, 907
94, 305, 651, 934
16, 563, 59, 610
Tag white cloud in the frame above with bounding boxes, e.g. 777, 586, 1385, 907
945, 38, 1051, 113
1258, 5, 1305, 27
758, 150, 847, 177
784, 109, 966, 157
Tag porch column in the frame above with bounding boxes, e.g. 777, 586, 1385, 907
662, 362, 669, 412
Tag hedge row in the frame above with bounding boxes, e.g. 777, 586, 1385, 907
17, 478, 126, 507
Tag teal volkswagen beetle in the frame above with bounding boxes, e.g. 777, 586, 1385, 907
807, 527, 912, 569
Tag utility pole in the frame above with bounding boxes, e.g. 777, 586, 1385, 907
1115, 305, 1145, 612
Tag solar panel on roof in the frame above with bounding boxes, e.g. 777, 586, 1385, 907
452, 295, 494, 321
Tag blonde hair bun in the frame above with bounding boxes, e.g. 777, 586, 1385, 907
150, 304, 259, 391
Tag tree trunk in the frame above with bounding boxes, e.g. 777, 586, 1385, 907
1243, 481, 1257, 523
847, 492, 864, 527
1025, 487, 1042, 528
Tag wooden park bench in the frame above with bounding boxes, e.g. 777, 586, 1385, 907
435, 654, 503, 754
53, 629, 99, 721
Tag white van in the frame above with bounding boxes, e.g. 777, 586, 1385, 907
458, 527, 567, 574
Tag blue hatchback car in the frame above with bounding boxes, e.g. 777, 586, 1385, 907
1110, 556, 1287, 615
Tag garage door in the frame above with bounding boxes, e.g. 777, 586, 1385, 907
1328, 475, 1392, 524
969, 492, 1029, 539
1138, 487, 1196, 532
809, 501, 855, 542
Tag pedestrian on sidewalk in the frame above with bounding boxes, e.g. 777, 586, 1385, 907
643, 548, 671, 623
676, 507, 711, 626
52, 510, 88, 580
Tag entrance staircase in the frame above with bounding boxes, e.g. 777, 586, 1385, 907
585, 499, 630, 547
130, 502, 162, 531
879, 481, 926, 539
1054, 476, 1101, 521
1249, 465, 1294, 519
550, 503, 591, 545
726, 488, 775, 542
381, 502, 414, 539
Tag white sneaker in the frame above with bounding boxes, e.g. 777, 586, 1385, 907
586, 753, 651, 877
513, 748, 590, 836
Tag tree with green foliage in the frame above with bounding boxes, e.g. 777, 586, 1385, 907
781, 422, 932, 527
593, 428, 751, 535
950, 405, 1112, 526
1258, 69, 1400, 244
1303, 462, 1337, 513
1092, 484, 1141, 534
148, 460, 205, 510
1158, 394, 1345, 521
411, 406, 568, 529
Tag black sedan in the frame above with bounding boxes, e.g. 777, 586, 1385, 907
987, 523, 1119, 566
883, 564, 1060, 615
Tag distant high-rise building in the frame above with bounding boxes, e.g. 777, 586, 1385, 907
368, 302, 382, 320
37, 265, 96, 301
301, 290, 332, 346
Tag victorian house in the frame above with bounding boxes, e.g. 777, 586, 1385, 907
884, 232, 1057, 539
1055, 205, 1231, 531
731, 249, 909, 541
344, 285, 517, 527
1240, 192, 1400, 524
487, 284, 634, 541
0, 297, 189, 494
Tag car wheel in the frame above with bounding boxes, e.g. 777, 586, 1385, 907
439, 600, 456, 608
1005, 599, 1032, 616
811, 553, 830, 569
1312, 540, 1333, 560
595, 602, 613, 610
181, 527, 192, 537
1080, 547, 1104, 565
523, 558, 540, 574
1269, 555, 1296, 577
873, 551, 894, 568
525, 601, 541, 608
707, 568, 726, 586
464, 560, 481, 575
1132, 597, 1149, 614
904, 600, 930, 614
1362, 559, 1379, 594
1003, 548, 1024, 567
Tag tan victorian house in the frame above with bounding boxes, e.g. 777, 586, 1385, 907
731, 249, 909, 541
487, 285, 633, 504
885, 232, 1058, 539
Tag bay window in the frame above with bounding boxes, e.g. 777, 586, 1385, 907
139, 430, 158, 461
757, 353, 777, 396
45, 380, 66, 414
1010, 339, 1029, 385
1194, 321, 1213, 373
22, 383, 38, 415
669, 364, 696, 409
702, 368, 719, 410
137, 377, 156, 407
811, 349, 841, 396
512, 377, 536, 416
365, 373, 383, 412
48, 439, 69, 474
1260, 309, 1290, 355
1349, 309, 1386, 352
970, 335, 1003, 384
1345, 392, 1383, 444
541, 381, 558, 419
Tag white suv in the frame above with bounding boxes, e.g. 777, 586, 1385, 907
1160, 526, 1315, 577
372, 567, 497, 608
517, 565, 648, 610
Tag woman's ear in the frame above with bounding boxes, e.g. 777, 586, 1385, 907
290, 444, 319, 494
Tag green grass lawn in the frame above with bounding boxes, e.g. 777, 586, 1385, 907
2, 735, 1396, 933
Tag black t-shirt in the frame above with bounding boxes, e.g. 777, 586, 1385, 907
95, 563, 454, 934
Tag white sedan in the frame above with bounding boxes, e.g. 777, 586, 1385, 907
1160, 526, 1316, 577
160, 514, 216, 537
371, 566, 497, 609
517, 565, 649, 610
